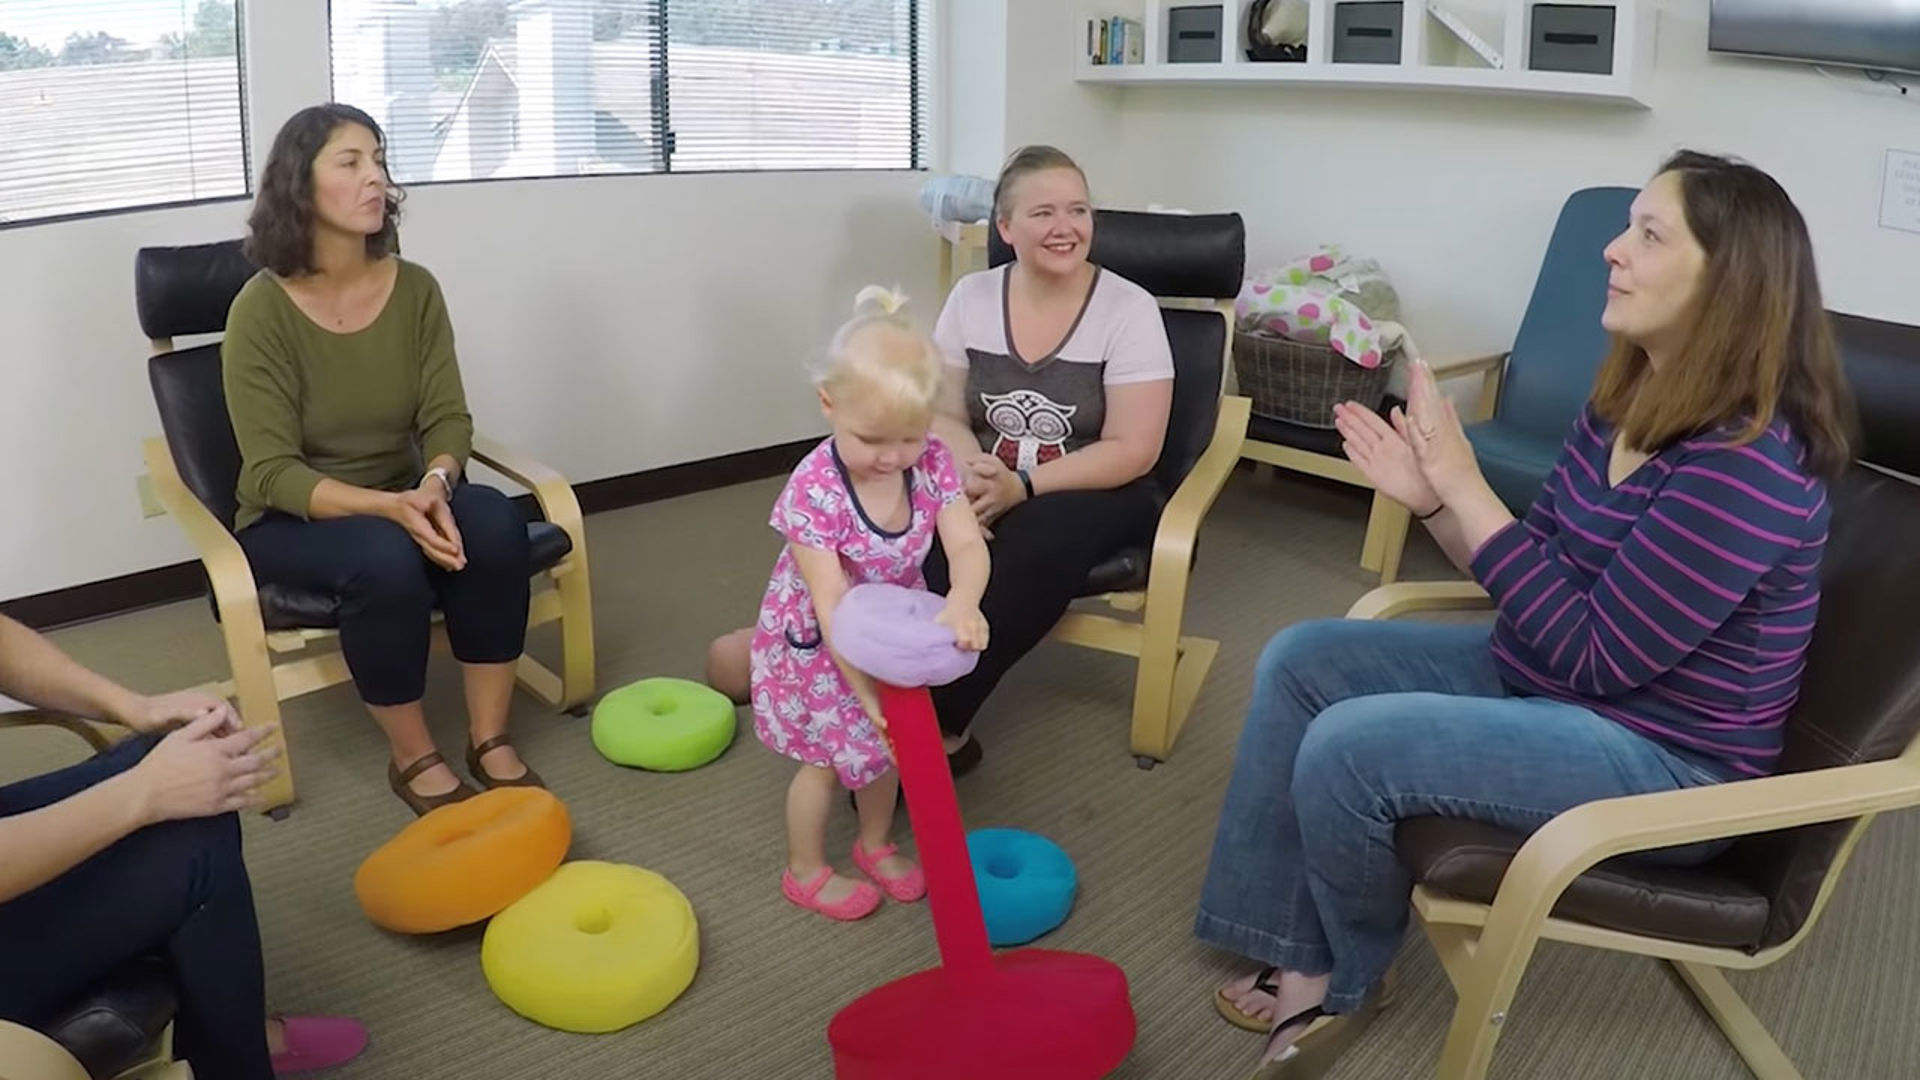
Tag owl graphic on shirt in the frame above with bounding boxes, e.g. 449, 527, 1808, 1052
980, 388, 1077, 471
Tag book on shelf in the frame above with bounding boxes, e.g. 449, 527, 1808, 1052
1086, 16, 1146, 65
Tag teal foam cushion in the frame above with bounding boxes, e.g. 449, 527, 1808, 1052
969, 828, 1078, 946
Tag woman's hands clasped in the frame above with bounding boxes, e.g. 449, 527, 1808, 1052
129, 710, 282, 824
1333, 359, 1482, 517
389, 479, 466, 571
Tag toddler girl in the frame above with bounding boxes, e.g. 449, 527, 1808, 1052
750, 286, 991, 921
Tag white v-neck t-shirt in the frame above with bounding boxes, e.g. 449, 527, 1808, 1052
931, 264, 1173, 471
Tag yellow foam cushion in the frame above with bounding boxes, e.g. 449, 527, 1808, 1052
354, 788, 571, 934
481, 861, 700, 1033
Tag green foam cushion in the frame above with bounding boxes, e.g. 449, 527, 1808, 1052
591, 678, 737, 771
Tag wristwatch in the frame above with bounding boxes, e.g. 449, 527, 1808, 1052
426, 466, 454, 497
1016, 468, 1035, 499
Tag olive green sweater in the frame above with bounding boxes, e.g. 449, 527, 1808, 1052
222, 260, 473, 531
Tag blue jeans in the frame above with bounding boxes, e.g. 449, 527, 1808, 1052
1193, 619, 1728, 1013
0, 734, 272, 1079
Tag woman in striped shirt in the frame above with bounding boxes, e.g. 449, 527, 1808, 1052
1197, 151, 1857, 1074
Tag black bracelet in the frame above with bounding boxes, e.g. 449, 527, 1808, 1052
1416, 503, 1445, 521
1017, 468, 1035, 499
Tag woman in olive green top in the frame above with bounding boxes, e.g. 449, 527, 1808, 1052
225, 104, 542, 816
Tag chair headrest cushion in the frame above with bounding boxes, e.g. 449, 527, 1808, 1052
134, 239, 256, 341
988, 209, 1245, 300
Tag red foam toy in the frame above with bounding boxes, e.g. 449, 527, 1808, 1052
827, 682, 1136, 1079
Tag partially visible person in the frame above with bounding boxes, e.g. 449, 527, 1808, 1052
710, 145, 1173, 776
225, 103, 540, 816
1199, 150, 1855, 1071
0, 613, 366, 1077
747, 286, 990, 920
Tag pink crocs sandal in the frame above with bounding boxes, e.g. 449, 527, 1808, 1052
270, 1015, 368, 1075
851, 841, 927, 903
783, 866, 882, 921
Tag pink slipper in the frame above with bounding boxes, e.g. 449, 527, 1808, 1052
851, 840, 927, 903
783, 866, 882, 921
270, 1015, 368, 1075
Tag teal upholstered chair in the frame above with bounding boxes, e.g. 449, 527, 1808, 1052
1456, 185, 1637, 513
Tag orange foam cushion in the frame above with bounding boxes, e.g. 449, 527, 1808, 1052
354, 787, 572, 934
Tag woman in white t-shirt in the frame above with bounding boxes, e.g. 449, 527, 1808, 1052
917, 146, 1174, 769
702, 146, 1175, 777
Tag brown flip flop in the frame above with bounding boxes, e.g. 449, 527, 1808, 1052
466, 733, 545, 790
1217, 967, 1397, 1035
388, 751, 477, 817
1216, 966, 1283, 1032
1249, 975, 1395, 1080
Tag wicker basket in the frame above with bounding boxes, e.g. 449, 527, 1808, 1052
1233, 330, 1396, 429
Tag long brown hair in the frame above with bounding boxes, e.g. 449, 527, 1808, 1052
992, 145, 1088, 222
244, 103, 404, 277
1590, 150, 1855, 477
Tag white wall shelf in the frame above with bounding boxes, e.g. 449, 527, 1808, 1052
1077, 0, 1653, 108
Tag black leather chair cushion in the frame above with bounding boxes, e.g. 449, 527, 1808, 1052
150, 344, 244, 529
1247, 396, 1405, 460
1083, 547, 1148, 595
257, 521, 573, 631
987, 209, 1246, 299
134, 240, 256, 342
43, 957, 177, 1080
1834, 310, 1920, 479
1396, 818, 1772, 950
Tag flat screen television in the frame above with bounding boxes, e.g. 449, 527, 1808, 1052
1708, 0, 1920, 77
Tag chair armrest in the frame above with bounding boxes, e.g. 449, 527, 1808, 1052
1151, 395, 1251, 570
1498, 757, 1920, 910
0, 1020, 91, 1080
1425, 352, 1507, 380
1346, 581, 1491, 621
472, 435, 585, 552
0, 709, 120, 754
1425, 351, 1508, 423
141, 437, 261, 624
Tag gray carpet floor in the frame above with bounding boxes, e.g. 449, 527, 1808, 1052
10, 468, 1918, 1079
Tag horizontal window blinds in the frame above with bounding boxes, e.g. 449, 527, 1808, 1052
330, 0, 920, 184
662, 0, 921, 173
0, 0, 247, 226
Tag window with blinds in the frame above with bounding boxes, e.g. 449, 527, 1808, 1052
329, 0, 922, 186
0, 0, 248, 227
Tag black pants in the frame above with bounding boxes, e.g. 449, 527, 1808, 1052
0, 735, 273, 1080
238, 483, 532, 706
922, 481, 1160, 737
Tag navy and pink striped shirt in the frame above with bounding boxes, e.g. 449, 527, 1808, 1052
1470, 406, 1830, 780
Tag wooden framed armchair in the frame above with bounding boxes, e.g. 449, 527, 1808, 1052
133, 241, 595, 815
1348, 315, 1920, 1079
989, 210, 1252, 768
0, 714, 189, 1080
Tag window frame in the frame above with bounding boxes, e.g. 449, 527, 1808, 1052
0, 0, 253, 231
322, 0, 926, 191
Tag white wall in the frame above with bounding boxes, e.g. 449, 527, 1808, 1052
942, 0, 1007, 177
1006, 1, 1920, 359
0, 0, 934, 600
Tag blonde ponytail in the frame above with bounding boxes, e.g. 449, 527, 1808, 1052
808, 285, 943, 421
852, 284, 910, 318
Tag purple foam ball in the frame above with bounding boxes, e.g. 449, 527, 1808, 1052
833, 584, 980, 689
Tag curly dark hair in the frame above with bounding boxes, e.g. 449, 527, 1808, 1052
244, 103, 405, 277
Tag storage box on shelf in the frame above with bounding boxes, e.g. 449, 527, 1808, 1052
1075, 0, 1650, 107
